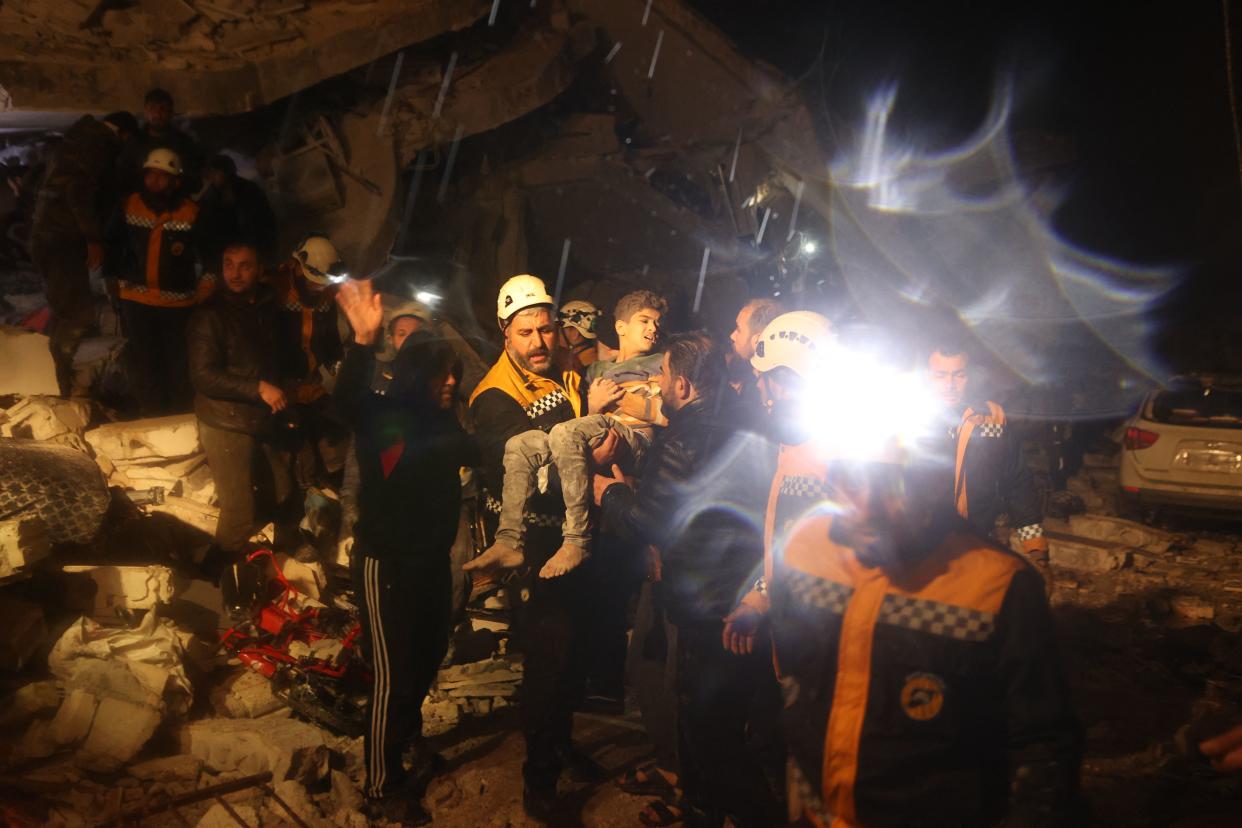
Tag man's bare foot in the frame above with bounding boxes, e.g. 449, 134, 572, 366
464, 542, 525, 574
539, 543, 589, 579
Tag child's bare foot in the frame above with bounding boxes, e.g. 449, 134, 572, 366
464, 542, 525, 574
539, 543, 589, 579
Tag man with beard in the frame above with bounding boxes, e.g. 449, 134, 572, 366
727, 297, 784, 410
724, 313, 1083, 827
467, 274, 604, 821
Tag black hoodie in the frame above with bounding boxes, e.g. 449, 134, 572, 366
335, 332, 477, 562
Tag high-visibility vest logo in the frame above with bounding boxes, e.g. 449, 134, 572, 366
900, 672, 946, 721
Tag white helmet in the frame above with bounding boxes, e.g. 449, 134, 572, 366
388, 299, 433, 327
751, 310, 833, 378
558, 299, 600, 339
143, 147, 183, 176
294, 235, 345, 286
497, 274, 554, 324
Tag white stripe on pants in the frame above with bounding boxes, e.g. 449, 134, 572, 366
365, 557, 392, 798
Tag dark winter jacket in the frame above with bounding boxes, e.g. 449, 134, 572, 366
600, 392, 776, 627
763, 447, 1082, 827
30, 115, 122, 245
187, 284, 281, 435
336, 339, 477, 562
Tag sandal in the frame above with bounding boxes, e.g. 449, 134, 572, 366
638, 798, 684, 827
616, 763, 678, 798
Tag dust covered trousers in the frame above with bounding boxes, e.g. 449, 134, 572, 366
468, 350, 588, 794
335, 342, 477, 798
766, 465, 1082, 826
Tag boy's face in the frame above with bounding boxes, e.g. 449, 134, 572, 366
927, 351, 970, 409
143, 168, 178, 197
616, 307, 661, 355
390, 316, 422, 352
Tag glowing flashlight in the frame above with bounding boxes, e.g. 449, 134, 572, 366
415, 290, 441, 305
801, 239, 818, 255
328, 272, 350, 284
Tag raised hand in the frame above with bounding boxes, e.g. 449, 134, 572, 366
336, 279, 384, 345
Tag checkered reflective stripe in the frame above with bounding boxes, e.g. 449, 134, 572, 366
483, 494, 561, 528
879, 594, 995, 642
125, 214, 156, 228
782, 569, 852, 614
117, 282, 195, 300
1014, 523, 1044, 541
779, 475, 830, 502
788, 758, 834, 826
976, 423, 1003, 438
280, 299, 333, 312
163, 220, 193, 232
525, 390, 569, 420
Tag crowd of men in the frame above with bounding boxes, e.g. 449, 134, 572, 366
25, 89, 1242, 828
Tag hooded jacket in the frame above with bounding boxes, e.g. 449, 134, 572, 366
337, 334, 477, 561
30, 115, 121, 246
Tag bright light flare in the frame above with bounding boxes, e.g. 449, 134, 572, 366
328, 272, 350, 284
799, 343, 941, 463
415, 290, 441, 305
801, 239, 818, 255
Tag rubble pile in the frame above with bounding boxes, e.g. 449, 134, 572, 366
422, 656, 523, 736
85, 413, 216, 506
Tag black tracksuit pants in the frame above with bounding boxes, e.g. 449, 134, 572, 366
354, 546, 452, 800
675, 621, 784, 828
119, 299, 193, 415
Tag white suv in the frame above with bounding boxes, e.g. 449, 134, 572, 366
1119, 378, 1242, 515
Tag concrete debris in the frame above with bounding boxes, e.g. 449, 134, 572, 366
0, 327, 58, 396
0, 515, 51, 579
422, 656, 523, 735
277, 554, 327, 601
264, 779, 332, 828
147, 495, 220, 536
0, 597, 46, 672
0, 396, 91, 450
210, 668, 284, 719
77, 696, 163, 771
197, 802, 259, 828
0, 679, 63, 729
1046, 537, 1131, 573
1066, 514, 1177, 553
179, 716, 330, 784
48, 688, 98, 747
85, 414, 201, 463
49, 611, 192, 711
128, 753, 204, 782
60, 564, 178, 618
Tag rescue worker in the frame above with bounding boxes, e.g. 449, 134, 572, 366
557, 299, 602, 370
269, 234, 349, 487
592, 331, 782, 827
107, 147, 209, 414
334, 278, 475, 826
925, 336, 1053, 582
467, 274, 601, 822
186, 240, 295, 607
197, 153, 278, 271
119, 88, 203, 193
724, 312, 1084, 827
29, 111, 138, 397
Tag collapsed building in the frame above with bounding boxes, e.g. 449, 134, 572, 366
0, 1, 1240, 825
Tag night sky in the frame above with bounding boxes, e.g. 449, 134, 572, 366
694, 0, 1242, 368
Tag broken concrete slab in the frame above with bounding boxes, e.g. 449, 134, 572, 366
197, 802, 259, 828
276, 554, 326, 601
264, 779, 332, 828
48, 688, 98, 747
0, 679, 63, 729
128, 753, 204, 782
0, 515, 51, 579
85, 414, 200, 462
48, 613, 193, 709
0, 327, 58, 396
0, 396, 91, 445
210, 669, 284, 719
1048, 538, 1131, 573
0, 597, 47, 672
77, 696, 163, 771
180, 717, 330, 784
60, 564, 179, 618
1066, 514, 1177, 553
